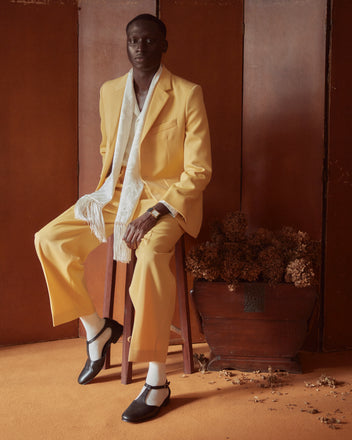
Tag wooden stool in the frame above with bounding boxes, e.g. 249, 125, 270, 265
102, 234, 195, 384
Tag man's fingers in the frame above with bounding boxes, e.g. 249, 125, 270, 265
123, 225, 141, 249
123, 212, 157, 249
123, 225, 135, 247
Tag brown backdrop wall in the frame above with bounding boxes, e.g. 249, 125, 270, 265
324, 0, 352, 350
242, 0, 327, 349
0, 0, 78, 345
242, 0, 326, 238
2, 0, 352, 351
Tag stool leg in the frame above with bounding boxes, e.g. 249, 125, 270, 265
121, 251, 136, 384
175, 236, 195, 374
103, 236, 116, 370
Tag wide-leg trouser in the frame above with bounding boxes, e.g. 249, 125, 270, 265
34, 180, 184, 363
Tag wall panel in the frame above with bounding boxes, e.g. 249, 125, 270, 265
242, 0, 326, 239
242, 0, 327, 349
0, 0, 78, 344
324, 0, 352, 350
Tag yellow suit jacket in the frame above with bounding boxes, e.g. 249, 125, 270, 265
96, 67, 212, 238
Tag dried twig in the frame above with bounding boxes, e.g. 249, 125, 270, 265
193, 353, 209, 373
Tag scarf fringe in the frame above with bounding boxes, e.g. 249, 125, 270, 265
113, 222, 131, 263
74, 196, 107, 243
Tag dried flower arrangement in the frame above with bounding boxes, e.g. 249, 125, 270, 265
186, 211, 321, 291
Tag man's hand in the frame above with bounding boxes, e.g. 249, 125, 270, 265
123, 212, 157, 250
123, 202, 171, 249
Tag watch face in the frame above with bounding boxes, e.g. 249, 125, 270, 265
151, 209, 160, 219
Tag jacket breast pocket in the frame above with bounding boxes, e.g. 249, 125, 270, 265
148, 119, 178, 135
141, 120, 184, 177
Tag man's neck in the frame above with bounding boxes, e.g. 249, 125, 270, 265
132, 66, 160, 94
133, 66, 160, 110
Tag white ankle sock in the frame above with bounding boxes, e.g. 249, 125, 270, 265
146, 361, 166, 386
80, 313, 111, 361
137, 362, 169, 406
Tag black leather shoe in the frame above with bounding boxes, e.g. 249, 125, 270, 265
122, 381, 171, 423
78, 318, 123, 385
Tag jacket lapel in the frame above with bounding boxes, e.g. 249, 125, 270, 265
97, 75, 127, 188
140, 68, 172, 142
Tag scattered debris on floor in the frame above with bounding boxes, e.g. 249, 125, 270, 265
217, 366, 288, 389
219, 369, 235, 380
317, 374, 340, 388
302, 408, 320, 414
200, 366, 350, 430
252, 395, 266, 403
301, 402, 320, 414
319, 415, 342, 430
305, 374, 341, 389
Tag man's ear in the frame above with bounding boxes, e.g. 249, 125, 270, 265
162, 40, 168, 53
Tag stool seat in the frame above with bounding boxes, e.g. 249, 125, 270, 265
103, 235, 195, 384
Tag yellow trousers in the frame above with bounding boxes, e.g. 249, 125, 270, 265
34, 177, 184, 363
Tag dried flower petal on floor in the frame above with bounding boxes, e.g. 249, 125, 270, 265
219, 369, 235, 380
301, 408, 320, 414
316, 374, 340, 388
306, 374, 342, 389
232, 377, 244, 385
230, 373, 252, 386
252, 395, 266, 403
318, 415, 342, 429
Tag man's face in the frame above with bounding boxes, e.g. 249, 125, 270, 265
126, 19, 167, 73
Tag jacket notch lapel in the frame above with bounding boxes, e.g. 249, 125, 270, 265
140, 69, 172, 142
140, 88, 169, 142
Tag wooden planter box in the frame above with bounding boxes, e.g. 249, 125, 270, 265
191, 281, 317, 373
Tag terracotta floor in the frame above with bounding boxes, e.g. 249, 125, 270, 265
1, 339, 352, 440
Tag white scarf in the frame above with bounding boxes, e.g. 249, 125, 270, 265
74, 66, 162, 263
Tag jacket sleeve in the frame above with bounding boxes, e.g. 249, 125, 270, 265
161, 84, 212, 223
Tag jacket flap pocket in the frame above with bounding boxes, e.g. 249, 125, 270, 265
149, 119, 177, 134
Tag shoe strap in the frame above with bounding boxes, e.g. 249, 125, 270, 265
87, 318, 109, 345
138, 381, 170, 404
144, 380, 170, 390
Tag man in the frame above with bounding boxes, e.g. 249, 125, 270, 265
35, 14, 211, 423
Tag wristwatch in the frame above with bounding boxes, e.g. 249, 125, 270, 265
147, 207, 162, 220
